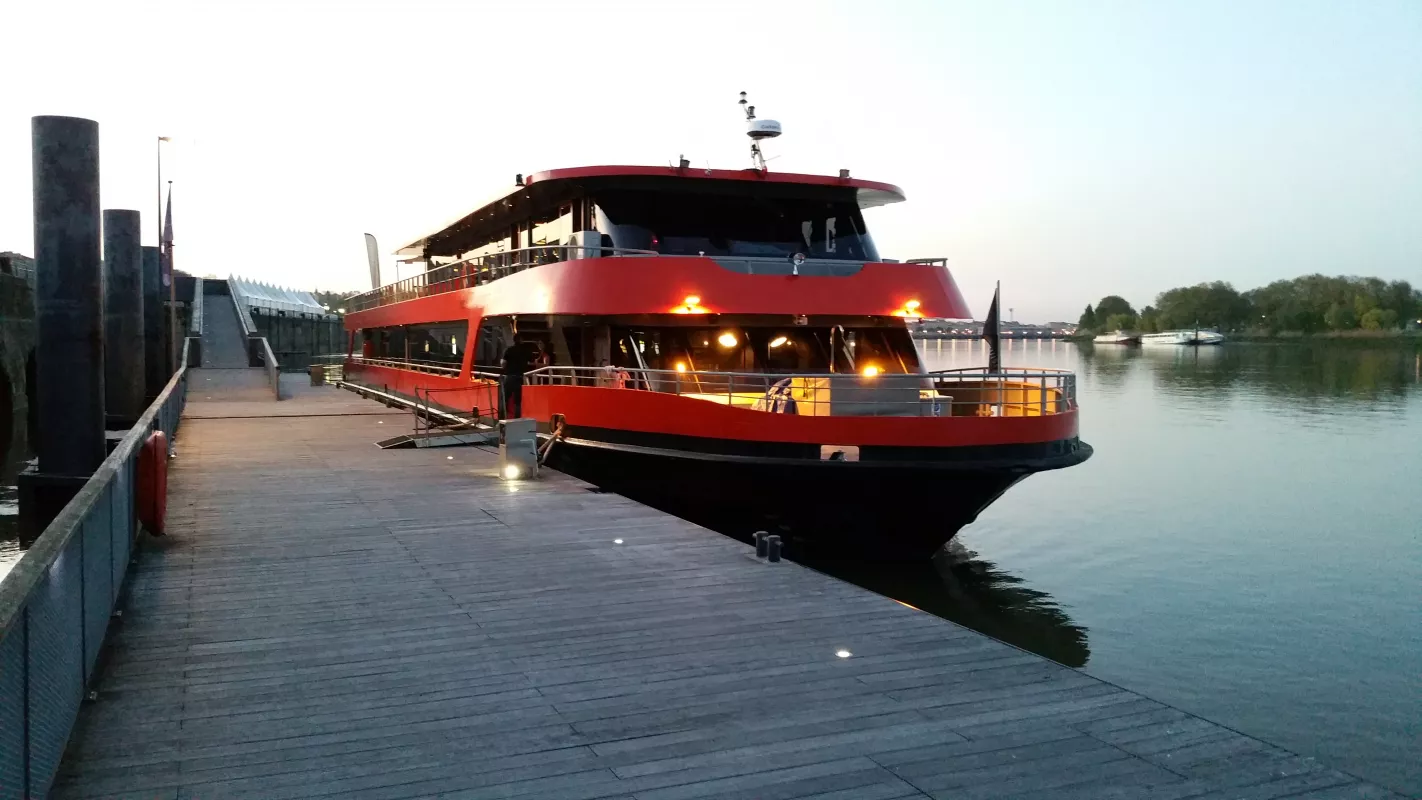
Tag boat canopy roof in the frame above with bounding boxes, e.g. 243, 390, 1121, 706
395, 165, 906, 260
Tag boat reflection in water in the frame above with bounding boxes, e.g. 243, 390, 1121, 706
799, 541, 1090, 669
634, 492, 1089, 669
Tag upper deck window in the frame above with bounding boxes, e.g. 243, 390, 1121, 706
594, 189, 879, 262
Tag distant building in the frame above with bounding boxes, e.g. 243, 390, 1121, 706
0, 252, 35, 288
908, 318, 1076, 339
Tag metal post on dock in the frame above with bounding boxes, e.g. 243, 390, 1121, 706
18, 115, 106, 544
754, 531, 769, 558
766, 535, 782, 563
142, 245, 166, 397
103, 209, 146, 425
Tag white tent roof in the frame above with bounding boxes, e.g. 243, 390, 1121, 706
229, 275, 333, 316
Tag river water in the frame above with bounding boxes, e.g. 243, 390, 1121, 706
2, 340, 1417, 793
867, 339, 1420, 795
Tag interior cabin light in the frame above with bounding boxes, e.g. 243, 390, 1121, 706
717, 332, 738, 348
862, 365, 881, 378
675, 362, 688, 372
673, 295, 710, 314
768, 336, 788, 348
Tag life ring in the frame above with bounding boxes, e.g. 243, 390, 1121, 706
136, 430, 169, 535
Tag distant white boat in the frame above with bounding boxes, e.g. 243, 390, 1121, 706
1140, 329, 1225, 346
1093, 330, 1140, 345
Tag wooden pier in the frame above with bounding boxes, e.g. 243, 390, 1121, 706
50, 373, 1400, 799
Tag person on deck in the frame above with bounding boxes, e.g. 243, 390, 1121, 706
500, 339, 533, 418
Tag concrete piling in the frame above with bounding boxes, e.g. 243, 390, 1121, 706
103, 209, 145, 424
31, 116, 105, 474
19, 115, 105, 543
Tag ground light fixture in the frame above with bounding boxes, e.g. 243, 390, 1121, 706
836, 649, 853, 658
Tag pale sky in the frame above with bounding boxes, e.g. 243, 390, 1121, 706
2, 0, 1418, 322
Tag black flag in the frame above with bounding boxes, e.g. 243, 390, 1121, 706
982, 282, 1001, 372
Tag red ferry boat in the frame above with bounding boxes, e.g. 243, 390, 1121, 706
343, 162, 1091, 556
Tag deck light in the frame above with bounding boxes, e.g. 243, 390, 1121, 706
862, 365, 881, 378
717, 332, 738, 348
836, 649, 853, 658
905, 300, 920, 310
675, 362, 688, 372
614, 538, 624, 544
504, 465, 521, 480
769, 336, 788, 348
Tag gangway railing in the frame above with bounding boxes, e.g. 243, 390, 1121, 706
0, 338, 192, 799
522, 366, 1077, 418
229, 281, 282, 400
347, 245, 658, 313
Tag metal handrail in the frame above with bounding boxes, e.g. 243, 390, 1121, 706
347, 355, 461, 375
190, 277, 204, 335
0, 338, 191, 798
259, 338, 281, 400
521, 365, 1076, 417
347, 245, 659, 312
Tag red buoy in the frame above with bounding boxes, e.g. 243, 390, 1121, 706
136, 430, 169, 535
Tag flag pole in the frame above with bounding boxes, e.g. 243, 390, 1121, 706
165, 182, 178, 373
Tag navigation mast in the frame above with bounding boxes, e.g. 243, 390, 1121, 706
738, 91, 781, 171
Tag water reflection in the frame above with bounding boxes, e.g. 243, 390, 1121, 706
798, 542, 1090, 668
630, 488, 1091, 670
1076, 341, 1420, 407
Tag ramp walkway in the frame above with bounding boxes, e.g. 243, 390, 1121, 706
198, 290, 250, 369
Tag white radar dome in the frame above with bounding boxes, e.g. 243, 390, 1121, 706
747, 118, 782, 140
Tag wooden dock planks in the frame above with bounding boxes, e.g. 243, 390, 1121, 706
51, 383, 1403, 799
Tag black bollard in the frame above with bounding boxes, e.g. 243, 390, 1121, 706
766, 535, 782, 563
142, 246, 165, 398
754, 531, 769, 558
103, 209, 145, 425
19, 116, 105, 544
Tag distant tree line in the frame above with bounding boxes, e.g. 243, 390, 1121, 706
1079, 276, 1421, 334
311, 289, 362, 312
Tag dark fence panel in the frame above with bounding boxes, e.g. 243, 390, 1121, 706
0, 339, 190, 799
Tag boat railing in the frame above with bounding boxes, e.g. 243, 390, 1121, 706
345, 355, 462, 376
523, 365, 1077, 418
347, 245, 660, 313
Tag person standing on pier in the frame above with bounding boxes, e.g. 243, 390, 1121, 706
500, 338, 533, 418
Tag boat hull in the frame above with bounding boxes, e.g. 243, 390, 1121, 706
543, 427, 1091, 559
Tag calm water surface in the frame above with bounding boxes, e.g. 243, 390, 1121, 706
869, 340, 1420, 795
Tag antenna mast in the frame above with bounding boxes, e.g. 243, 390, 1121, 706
739, 91, 781, 171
